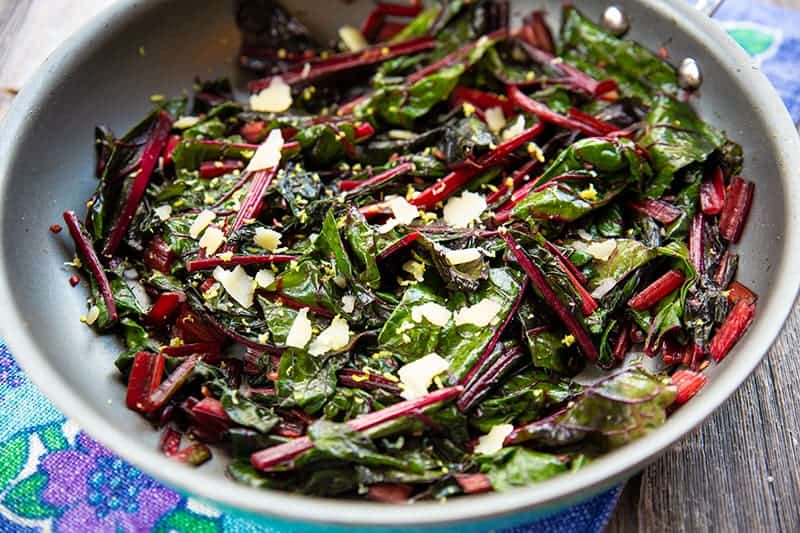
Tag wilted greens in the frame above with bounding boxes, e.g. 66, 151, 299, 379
58, 0, 756, 502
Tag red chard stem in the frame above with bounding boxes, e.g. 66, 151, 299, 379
62, 210, 119, 322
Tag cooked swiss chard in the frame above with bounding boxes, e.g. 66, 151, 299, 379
58, 1, 756, 502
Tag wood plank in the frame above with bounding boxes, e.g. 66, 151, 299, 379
608, 1, 800, 529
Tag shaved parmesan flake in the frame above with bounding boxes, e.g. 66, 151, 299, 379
398, 353, 450, 400
341, 295, 356, 313
212, 265, 256, 308
249, 76, 292, 113
586, 239, 617, 261
474, 424, 513, 455
173, 116, 201, 129
85, 305, 100, 326
309, 316, 351, 356
245, 129, 284, 173
445, 248, 481, 266
300, 62, 311, 79
286, 308, 312, 349
154, 204, 172, 221
455, 298, 503, 327
254, 227, 282, 251
199, 227, 225, 255
591, 278, 617, 299
338, 25, 368, 52
402, 260, 426, 282
502, 115, 526, 141
443, 191, 486, 228
255, 269, 276, 288
485, 106, 506, 133
378, 196, 420, 234
388, 129, 416, 140
411, 302, 451, 327
189, 210, 216, 238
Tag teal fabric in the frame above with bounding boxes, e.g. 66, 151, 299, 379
0, 1, 793, 530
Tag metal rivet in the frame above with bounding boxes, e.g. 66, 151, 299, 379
677, 58, 703, 90
601, 6, 630, 36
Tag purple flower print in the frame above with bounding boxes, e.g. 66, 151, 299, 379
40, 433, 180, 532
0, 348, 24, 392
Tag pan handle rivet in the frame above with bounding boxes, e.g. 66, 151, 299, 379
601, 6, 630, 36
677, 57, 703, 90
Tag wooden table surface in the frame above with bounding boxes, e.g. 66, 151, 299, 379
1, 1, 798, 531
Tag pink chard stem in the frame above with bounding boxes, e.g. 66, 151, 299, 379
102, 111, 173, 257
250, 385, 463, 470
501, 232, 598, 361
63, 210, 118, 322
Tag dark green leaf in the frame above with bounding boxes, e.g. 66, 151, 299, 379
560, 6, 677, 99
589, 239, 656, 291
478, 447, 568, 492
470, 370, 576, 433
638, 96, 725, 198
513, 138, 651, 224
276, 350, 345, 414
220, 388, 279, 434
308, 420, 418, 471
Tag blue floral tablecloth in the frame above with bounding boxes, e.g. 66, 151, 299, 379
1, 1, 798, 531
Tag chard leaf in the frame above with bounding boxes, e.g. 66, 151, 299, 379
343, 207, 382, 289
638, 96, 725, 198
470, 371, 576, 433
183, 117, 227, 140
358, 34, 498, 128
121, 318, 160, 353
437, 117, 494, 165
592, 204, 625, 238
589, 239, 656, 291
418, 236, 489, 292
527, 328, 572, 374
391, 6, 441, 41
276, 350, 345, 414
439, 268, 525, 379
377, 284, 446, 361
364, 64, 465, 129
559, 365, 676, 447
87, 109, 169, 241
324, 388, 385, 421
227, 460, 357, 497
560, 6, 677, 100
586, 270, 642, 336
274, 258, 339, 313
513, 138, 651, 224
294, 123, 357, 166
171, 139, 256, 173
256, 297, 298, 345
308, 420, 419, 472
645, 291, 684, 350
664, 166, 702, 241
512, 365, 676, 450
317, 209, 355, 282
516, 300, 574, 373
274, 163, 324, 219
220, 388, 279, 434
478, 448, 568, 492
376, 268, 523, 377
